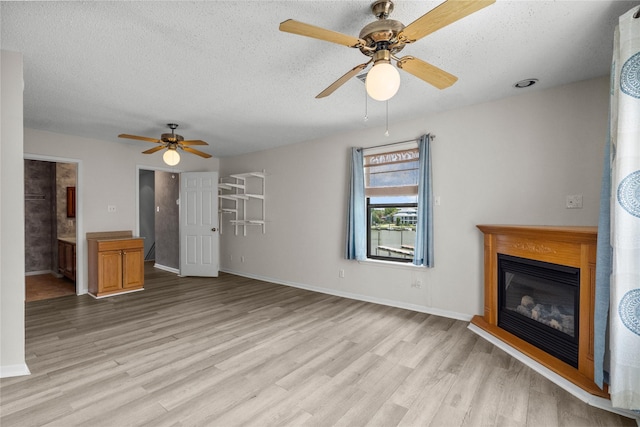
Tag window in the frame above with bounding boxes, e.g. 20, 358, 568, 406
346, 135, 433, 267
364, 146, 419, 262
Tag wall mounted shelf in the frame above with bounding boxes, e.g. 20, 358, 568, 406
218, 170, 265, 236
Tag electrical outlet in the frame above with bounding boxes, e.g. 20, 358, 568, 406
107, 205, 116, 213
339, 269, 345, 278
411, 280, 422, 289
241, 256, 245, 263
566, 195, 583, 209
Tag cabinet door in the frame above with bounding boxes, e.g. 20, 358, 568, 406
64, 244, 73, 275
122, 248, 144, 290
58, 241, 66, 274
98, 250, 123, 292
68, 243, 76, 281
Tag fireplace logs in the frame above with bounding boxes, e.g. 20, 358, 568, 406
516, 296, 575, 336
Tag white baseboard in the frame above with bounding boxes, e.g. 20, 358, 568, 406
0, 363, 31, 378
467, 323, 640, 423
153, 263, 180, 274
25, 270, 55, 276
219, 268, 473, 322
88, 288, 144, 299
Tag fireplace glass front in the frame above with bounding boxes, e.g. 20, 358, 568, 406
498, 254, 580, 367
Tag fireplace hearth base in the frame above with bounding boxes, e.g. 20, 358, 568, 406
472, 225, 607, 398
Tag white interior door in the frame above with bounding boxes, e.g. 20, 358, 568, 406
179, 172, 219, 277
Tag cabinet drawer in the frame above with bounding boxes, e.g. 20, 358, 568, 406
96, 239, 144, 252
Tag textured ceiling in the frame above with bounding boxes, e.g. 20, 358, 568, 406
1, 1, 637, 158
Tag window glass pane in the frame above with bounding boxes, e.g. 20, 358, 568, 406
368, 200, 416, 262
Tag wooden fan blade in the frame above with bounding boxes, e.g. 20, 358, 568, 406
118, 134, 161, 143
181, 146, 212, 159
316, 62, 371, 99
279, 19, 365, 48
181, 139, 209, 146
399, 0, 495, 43
142, 145, 166, 155
397, 56, 458, 89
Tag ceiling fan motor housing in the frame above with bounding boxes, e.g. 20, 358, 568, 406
161, 133, 184, 143
359, 19, 406, 56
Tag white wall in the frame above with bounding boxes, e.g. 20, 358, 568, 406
24, 129, 220, 295
219, 77, 609, 319
1, 50, 28, 377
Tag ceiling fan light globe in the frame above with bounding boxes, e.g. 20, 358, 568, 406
366, 62, 400, 101
163, 149, 180, 166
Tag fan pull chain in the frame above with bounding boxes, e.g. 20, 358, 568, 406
385, 100, 390, 137
364, 84, 368, 122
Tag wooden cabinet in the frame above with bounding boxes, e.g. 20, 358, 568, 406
87, 231, 144, 298
58, 238, 76, 281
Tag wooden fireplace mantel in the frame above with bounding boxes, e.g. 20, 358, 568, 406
471, 225, 606, 397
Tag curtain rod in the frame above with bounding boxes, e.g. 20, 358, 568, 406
359, 134, 435, 152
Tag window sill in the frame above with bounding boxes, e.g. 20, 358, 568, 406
357, 258, 426, 270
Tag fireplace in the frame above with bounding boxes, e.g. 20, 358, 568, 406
471, 225, 606, 397
498, 254, 579, 367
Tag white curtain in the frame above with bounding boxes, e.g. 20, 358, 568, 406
596, 5, 640, 411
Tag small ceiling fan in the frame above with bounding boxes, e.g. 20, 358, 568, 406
279, 0, 494, 100
118, 123, 212, 165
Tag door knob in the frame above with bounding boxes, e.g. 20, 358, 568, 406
211, 228, 217, 232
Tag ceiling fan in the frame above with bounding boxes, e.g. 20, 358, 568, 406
118, 123, 212, 165
279, 0, 494, 101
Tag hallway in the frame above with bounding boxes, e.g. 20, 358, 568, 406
25, 274, 75, 302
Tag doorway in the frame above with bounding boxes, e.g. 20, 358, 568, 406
138, 168, 180, 273
24, 159, 78, 302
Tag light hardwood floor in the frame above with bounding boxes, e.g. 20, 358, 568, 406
25, 273, 76, 302
1, 265, 636, 426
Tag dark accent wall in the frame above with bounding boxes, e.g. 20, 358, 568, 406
24, 160, 55, 272
139, 169, 156, 259
154, 172, 179, 269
